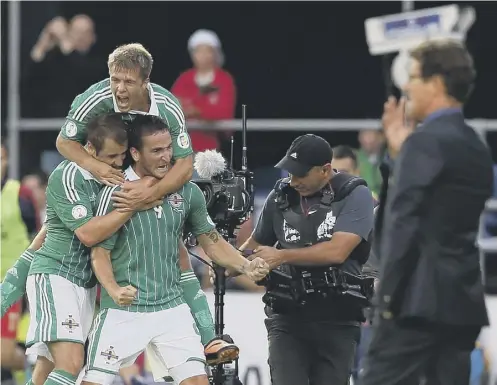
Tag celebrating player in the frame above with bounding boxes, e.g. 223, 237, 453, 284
83, 115, 269, 385
24, 114, 161, 385
2, 43, 238, 365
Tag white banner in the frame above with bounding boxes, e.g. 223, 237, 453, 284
206, 291, 270, 385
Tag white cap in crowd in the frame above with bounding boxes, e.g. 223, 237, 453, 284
188, 29, 225, 66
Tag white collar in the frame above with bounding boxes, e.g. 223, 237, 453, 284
74, 163, 98, 181
124, 166, 141, 181
112, 83, 159, 116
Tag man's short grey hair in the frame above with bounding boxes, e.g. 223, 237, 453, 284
108, 43, 154, 80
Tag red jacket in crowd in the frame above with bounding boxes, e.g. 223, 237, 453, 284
172, 68, 236, 152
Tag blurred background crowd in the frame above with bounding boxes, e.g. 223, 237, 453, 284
1, 1, 496, 385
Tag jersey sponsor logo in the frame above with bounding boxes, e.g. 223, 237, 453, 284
61, 315, 80, 333
177, 132, 190, 149
64, 121, 78, 137
283, 219, 300, 243
317, 210, 336, 241
167, 193, 184, 211
101, 346, 119, 364
72, 205, 88, 220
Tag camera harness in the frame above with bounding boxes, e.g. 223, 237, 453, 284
263, 172, 375, 311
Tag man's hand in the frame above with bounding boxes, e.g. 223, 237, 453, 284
242, 257, 270, 282
87, 160, 125, 187
208, 266, 233, 286
112, 177, 160, 212
382, 96, 415, 158
109, 285, 137, 306
252, 246, 285, 270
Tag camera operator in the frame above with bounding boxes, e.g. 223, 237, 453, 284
225, 134, 375, 385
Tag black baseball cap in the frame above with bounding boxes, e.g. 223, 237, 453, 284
275, 134, 333, 177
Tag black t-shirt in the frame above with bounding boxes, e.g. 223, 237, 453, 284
253, 185, 374, 246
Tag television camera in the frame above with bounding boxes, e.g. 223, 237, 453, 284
184, 105, 254, 385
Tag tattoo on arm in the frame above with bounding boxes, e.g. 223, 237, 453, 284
205, 230, 220, 244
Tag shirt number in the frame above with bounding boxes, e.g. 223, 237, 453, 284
154, 206, 163, 219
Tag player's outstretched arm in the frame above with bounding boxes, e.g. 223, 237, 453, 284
197, 229, 269, 282
91, 247, 136, 306
1, 225, 48, 317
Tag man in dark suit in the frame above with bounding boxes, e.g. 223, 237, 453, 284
360, 40, 494, 385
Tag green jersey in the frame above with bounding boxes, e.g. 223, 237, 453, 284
60, 79, 193, 160
29, 161, 101, 288
96, 166, 215, 313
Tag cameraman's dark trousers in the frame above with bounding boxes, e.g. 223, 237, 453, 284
265, 307, 360, 385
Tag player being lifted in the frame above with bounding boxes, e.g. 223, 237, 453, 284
83, 115, 269, 385
1, 43, 239, 364
23, 114, 161, 385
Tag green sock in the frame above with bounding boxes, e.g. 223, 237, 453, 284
44, 370, 76, 385
180, 269, 216, 345
1, 249, 35, 317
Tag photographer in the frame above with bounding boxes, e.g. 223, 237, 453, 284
227, 134, 375, 385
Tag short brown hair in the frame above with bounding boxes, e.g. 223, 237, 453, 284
86, 113, 129, 154
410, 39, 476, 103
108, 43, 154, 80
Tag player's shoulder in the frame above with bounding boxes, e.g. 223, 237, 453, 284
71, 79, 113, 108
75, 78, 111, 99
95, 184, 121, 215
172, 182, 203, 206
151, 82, 182, 108
50, 161, 94, 184
151, 82, 177, 99
97, 184, 121, 199
183, 181, 203, 197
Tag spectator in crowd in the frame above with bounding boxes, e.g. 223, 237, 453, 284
22, 170, 48, 228
332, 145, 360, 176
1, 142, 38, 385
23, 15, 105, 118
172, 29, 236, 152
356, 129, 384, 198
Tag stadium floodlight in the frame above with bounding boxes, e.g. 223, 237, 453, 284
365, 4, 476, 89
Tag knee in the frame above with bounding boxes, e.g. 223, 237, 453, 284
178, 375, 209, 385
50, 342, 85, 376
172, 361, 208, 385
32, 356, 55, 385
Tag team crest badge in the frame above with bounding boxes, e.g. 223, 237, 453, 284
167, 193, 184, 211
61, 315, 80, 333
101, 346, 119, 364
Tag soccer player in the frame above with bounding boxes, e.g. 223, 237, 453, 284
83, 115, 269, 385
2, 43, 236, 364
24, 114, 160, 385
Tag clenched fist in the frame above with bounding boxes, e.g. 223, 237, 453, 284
110, 285, 137, 306
243, 257, 270, 282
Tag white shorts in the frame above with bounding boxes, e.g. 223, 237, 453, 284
25, 274, 96, 361
83, 303, 206, 385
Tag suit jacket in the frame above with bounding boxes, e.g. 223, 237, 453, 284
375, 110, 494, 326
